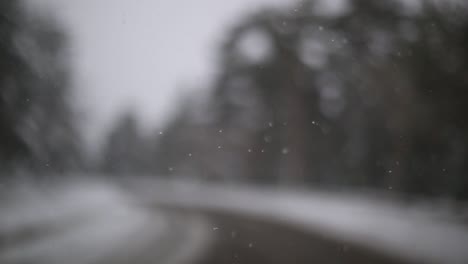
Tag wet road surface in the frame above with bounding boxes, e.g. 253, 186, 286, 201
1, 179, 468, 264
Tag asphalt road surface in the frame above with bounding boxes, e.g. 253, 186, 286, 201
1, 179, 467, 264
192, 211, 410, 264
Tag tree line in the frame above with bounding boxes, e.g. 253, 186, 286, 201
101, 0, 468, 199
0, 0, 82, 179
3, 0, 468, 200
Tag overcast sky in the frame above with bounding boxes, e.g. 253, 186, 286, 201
27, 0, 292, 146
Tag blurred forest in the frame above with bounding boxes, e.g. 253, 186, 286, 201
3, 0, 468, 200
101, 0, 468, 199
0, 0, 82, 178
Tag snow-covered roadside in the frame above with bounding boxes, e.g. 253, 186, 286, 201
0, 180, 212, 264
132, 179, 468, 264
2, 177, 467, 264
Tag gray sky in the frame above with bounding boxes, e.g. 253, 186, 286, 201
28, 0, 292, 146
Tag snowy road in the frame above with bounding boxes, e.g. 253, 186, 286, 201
1, 179, 468, 264
0, 181, 212, 264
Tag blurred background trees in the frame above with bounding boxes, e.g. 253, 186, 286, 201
99, 0, 468, 199
4, 0, 468, 200
100, 110, 159, 176
0, 0, 82, 177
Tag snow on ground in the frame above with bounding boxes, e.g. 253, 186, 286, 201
0, 180, 212, 264
132, 179, 468, 264
1, 177, 468, 264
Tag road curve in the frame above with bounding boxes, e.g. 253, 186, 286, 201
134, 179, 468, 264
1, 178, 468, 264
0, 181, 212, 264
